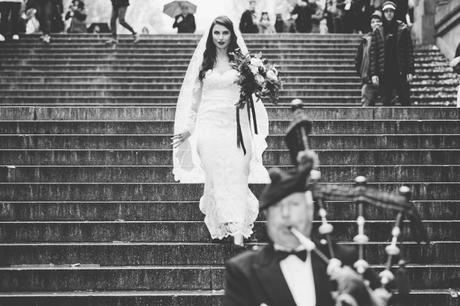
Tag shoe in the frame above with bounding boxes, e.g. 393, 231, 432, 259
133, 33, 140, 44
12, 34, 19, 40
233, 233, 244, 247
0, 34, 5, 42
41, 34, 50, 44
105, 37, 118, 45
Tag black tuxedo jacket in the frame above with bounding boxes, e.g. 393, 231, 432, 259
224, 244, 376, 306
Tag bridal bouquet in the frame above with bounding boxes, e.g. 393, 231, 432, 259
231, 49, 282, 108
230, 49, 281, 154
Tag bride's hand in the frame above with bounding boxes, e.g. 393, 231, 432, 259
171, 131, 191, 148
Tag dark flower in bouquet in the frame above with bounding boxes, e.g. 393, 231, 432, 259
231, 48, 282, 108
229, 49, 282, 154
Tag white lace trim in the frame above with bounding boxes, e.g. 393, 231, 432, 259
200, 188, 259, 240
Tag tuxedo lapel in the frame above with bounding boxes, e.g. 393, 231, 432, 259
253, 246, 297, 306
311, 252, 335, 306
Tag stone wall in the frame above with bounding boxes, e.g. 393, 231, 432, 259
434, 0, 460, 58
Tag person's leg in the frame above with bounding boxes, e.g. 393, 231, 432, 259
117, 6, 135, 34
0, 3, 10, 39
361, 83, 371, 106
368, 83, 379, 106
38, 1, 52, 38
10, 2, 21, 38
397, 75, 411, 106
110, 4, 118, 39
381, 77, 395, 106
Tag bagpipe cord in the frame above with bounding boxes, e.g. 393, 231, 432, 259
236, 95, 258, 155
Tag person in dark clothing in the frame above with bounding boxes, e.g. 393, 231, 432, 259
107, 0, 139, 44
370, 1, 414, 106
274, 14, 285, 33
27, 0, 63, 43
65, 0, 86, 33
291, 0, 316, 33
224, 152, 391, 306
355, 10, 382, 106
172, 3, 196, 33
239, 0, 258, 33
0, 0, 22, 41
393, 0, 408, 23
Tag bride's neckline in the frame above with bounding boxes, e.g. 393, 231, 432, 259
209, 68, 235, 77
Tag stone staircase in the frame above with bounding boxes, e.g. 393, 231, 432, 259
0, 34, 459, 306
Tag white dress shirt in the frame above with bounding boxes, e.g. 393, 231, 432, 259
274, 244, 316, 306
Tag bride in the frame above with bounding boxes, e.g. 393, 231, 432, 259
172, 16, 269, 246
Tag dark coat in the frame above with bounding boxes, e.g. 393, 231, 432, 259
173, 13, 195, 33
239, 10, 258, 33
111, 0, 129, 7
223, 244, 378, 306
355, 32, 373, 82
370, 21, 414, 78
291, 3, 316, 33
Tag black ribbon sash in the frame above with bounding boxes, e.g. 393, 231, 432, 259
236, 95, 258, 155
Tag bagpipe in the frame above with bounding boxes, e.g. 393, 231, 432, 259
285, 99, 429, 306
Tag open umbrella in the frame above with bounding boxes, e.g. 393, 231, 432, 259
163, 1, 197, 18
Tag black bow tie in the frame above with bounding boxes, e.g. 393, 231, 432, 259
276, 249, 308, 262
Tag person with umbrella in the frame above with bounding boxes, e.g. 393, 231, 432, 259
106, 0, 139, 44
170, 1, 196, 33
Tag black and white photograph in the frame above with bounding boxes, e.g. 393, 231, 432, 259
0, 0, 459, 305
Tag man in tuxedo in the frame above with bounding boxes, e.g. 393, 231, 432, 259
223, 151, 391, 306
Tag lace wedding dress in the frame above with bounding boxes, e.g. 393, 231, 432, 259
196, 68, 268, 239
173, 21, 269, 240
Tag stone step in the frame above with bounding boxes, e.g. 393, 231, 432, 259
1, 134, 458, 150
0, 62, 447, 70
3, 96, 457, 105
1, 120, 458, 135
0, 76, 364, 84
0, 90, 455, 100
0, 46, 360, 53
0, 182, 457, 201
1, 149, 459, 166
1, 106, 457, 120
0, 290, 456, 306
0, 290, 223, 306
0, 88, 363, 97
1, 57, 443, 66
1, 200, 457, 221
2, 82, 365, 91
0, 52, 360, 60
0, 264, 457, 291
1, 83, 455, 93
0, 220, 453, 243
4, 58, 362, 65
0, 69, 450, 77
0, 64, 357, 72
1, 165, 458, 183
0, 242, 458, 266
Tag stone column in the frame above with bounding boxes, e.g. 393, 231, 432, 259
412, 0, 436, 45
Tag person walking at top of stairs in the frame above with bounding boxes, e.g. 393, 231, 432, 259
106, 0, 139, 44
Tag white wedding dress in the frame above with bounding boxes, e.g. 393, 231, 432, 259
173, 22, 269, 240
175, 67, 270, 239
197, 69, 260, 239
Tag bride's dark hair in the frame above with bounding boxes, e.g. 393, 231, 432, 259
199, 16, 239, 81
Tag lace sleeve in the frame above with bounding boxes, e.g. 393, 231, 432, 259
184, 78, 203, 133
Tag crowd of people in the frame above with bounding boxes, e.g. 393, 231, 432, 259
239, 0, 414, 35
0, 0, 89, 43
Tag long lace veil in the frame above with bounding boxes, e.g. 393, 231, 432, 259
173, 17, 269, 184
